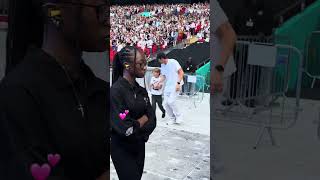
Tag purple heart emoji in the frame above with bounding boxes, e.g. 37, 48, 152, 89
47, 153, 61, 167
125, 110, 129, 114
119, 113, 126, 120
30, 163, 51, 180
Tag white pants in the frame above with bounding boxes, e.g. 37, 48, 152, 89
163, 91, 181, 120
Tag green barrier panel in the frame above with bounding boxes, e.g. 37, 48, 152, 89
275, 0, 320, 90
306, 33, 320, 77
196, 61, 210, 89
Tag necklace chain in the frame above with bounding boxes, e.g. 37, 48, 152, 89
60, 64, 85, 118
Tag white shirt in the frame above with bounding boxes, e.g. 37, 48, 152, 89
150, 76, 163, 95
191, 22, 196, 28
117, 44, 123, 52
211, 0, 236, 77
147, 39, 153, 48
140, 41, 146, 49
186, 24, 190, 31
161, 59, 184, 93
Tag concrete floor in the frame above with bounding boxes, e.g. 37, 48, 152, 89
110, 90, 320, 180
213, 98, 320, 180
110, 93, 211, 180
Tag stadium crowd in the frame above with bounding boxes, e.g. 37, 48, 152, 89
110, 3, 210, 61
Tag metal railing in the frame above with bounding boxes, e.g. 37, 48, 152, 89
304, 31, 320, 88
212, 40, 303, 149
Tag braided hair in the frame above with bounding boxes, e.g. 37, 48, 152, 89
112, 46, 139, 85
6, 0, 45, 74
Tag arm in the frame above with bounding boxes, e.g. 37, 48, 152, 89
150, 78, 155, 89
0, 85, 70, 180
140, 93, 157, 140
211, 0, 237, 67
96, 171, 109, 180
177, 68, 184, 83
159, 75, 166, 83
110, 88, 148, 139
211, 0, 237, 93
215, 22, 237, 67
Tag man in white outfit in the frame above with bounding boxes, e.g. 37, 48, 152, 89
157, 52, 184, 125
211, 0, 237, 178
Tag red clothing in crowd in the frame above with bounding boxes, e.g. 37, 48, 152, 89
195, 23, 202, 34
145, 48, 150, 56
181, 7, 186, 14
110, 47, 116, 63
152, 44, 158, 54
160, 44, 165, 51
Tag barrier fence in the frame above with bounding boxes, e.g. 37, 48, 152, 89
304, 31, 320, 88
212, 40, 303, 149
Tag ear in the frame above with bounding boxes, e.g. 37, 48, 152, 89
43, 3, 62, 27
42, 3, 61, 17
123, 62, 130, 69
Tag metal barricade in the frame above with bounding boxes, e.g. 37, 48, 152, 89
304, 31, 320, 88
212, 40, 303, 149
179, 74, 206, 108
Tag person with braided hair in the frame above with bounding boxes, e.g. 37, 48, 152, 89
110, 46, 156, 180
0, 0, 109, 179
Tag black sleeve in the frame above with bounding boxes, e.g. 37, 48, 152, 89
0, 85, 71, 180
140, 91, 157, 138
110, 87, 142, 139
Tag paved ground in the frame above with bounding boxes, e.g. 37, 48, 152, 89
110, 93, 211, 180
212, 97, 320, 180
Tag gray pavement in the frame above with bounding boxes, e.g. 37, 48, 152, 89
213, 98, 320, 180
110, 93, 211, 180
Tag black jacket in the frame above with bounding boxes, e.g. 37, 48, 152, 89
0, 47, 109, 180
110, 77, 156, 143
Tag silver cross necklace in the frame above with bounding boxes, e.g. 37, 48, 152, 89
60, 64, 85, 118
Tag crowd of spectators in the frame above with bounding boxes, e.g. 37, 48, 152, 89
110, 3, 210, 61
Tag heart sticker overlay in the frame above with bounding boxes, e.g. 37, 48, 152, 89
47, 154, 61, 167
119, 113, 126, 120
125, 110, 129, 114
30, 163, 51, 180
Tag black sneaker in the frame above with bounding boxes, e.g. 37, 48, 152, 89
221, 100, 233, 106
245, 99, 255, 108
162, 112, 166, 118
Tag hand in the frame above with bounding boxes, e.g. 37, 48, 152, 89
176, 84, 181, 92
211, 69, 223, 95
138, 115, 149, 127
96, 171, 109, 180
154, 83, 160, 89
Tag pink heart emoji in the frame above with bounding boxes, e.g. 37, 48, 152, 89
30, 163, 51, 180
47, 153, 61, 167
125, 110, 129, 114
119, 113, 126, 120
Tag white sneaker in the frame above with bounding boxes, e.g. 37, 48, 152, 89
166, 117, 176, 125
175, 116, 183, 124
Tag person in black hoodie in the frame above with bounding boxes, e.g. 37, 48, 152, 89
0, 0, 109, 179
111, 46, 156, 180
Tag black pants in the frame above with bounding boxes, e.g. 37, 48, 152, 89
152, 95, 165, 114
111, 134, 145, 180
